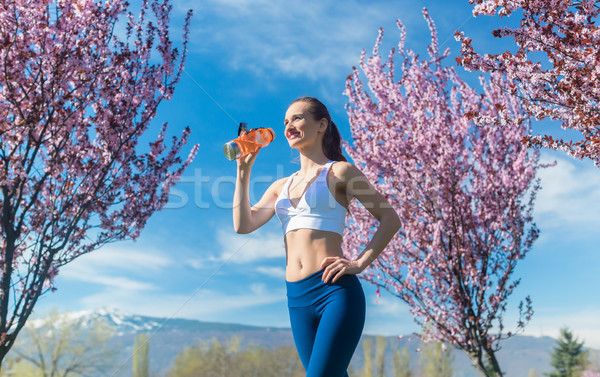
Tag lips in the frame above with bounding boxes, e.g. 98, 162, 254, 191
287, 131, 300, 140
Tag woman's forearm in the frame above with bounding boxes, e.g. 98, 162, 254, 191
355, 211, 401, 271
232, 167, 252, 233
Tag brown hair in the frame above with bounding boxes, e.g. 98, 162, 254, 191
289, 97, 347, 162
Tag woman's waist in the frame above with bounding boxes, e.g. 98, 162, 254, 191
285, 248, 343, 281
284, 229, 344, 281
285, 269, 362, 307
284, 229, 343, 255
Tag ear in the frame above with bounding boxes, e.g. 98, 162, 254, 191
317, 118, 328, 133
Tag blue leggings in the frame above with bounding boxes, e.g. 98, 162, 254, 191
286, 269, 366, 377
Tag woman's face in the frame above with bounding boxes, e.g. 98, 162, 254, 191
283, 101, 326, 149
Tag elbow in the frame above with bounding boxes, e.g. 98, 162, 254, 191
393, 219, 401, 234
233, 223, 249, 234
393, 214, 402, 233
392, 212, 401, 229
233, 213, 250, 234
233, 220, 245, 234
233, 220, 254, 234
390, 219, 401, 235
384, 210, 401, 233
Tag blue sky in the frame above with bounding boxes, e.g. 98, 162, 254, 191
34, 0, 600, 349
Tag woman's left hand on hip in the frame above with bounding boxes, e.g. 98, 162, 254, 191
320, 256, 362, 283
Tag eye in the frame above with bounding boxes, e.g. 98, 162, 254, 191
285, 115, 303, 127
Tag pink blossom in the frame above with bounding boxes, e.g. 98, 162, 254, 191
457, 0, 600, 167
0, 0, 195, 362
343, 8, 541, 377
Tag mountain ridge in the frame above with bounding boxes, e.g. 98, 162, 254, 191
26, 308, 598, 377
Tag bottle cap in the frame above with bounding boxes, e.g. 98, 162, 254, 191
223, 141, 241, 161
266, 128, 275, 141
238, 122, 248, 136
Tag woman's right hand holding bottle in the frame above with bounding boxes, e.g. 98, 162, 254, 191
236, 129, 259, 171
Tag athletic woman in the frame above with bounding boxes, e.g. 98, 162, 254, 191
232, 97, 401, 377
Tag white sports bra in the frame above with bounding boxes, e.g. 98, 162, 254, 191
274, 160, 348, 236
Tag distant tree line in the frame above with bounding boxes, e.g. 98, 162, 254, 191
0, 314, 597, 377
0, 309, 116, 377
165, 336, 304, 377
351, 335, 453, 377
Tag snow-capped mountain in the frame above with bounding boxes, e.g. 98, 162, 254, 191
68, 308, 164, 333
23, 308, 295, 377
21, 308, 600, 377
28, 308, 163, 334
29, 307, 276, 335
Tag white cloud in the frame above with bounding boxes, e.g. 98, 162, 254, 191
179, 0, 424, 80
74, 286, 287, 325
255, 266, 286, 279
534, 152, 600, 231
67, 274, 156, 292
216, 228, 285, 263
54, 227, 289, 320
368, 293, 409, 316
363, 292, 419, 336
250, 282, 267, 295
185, 258, 206, 270
59, 244, 173, 291
523, 306, 600, 349
67, 245, 173, 271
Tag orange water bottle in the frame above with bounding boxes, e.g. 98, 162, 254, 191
223, 123, 275, 160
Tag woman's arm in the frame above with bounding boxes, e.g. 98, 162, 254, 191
321, 162, 401, 283
232, 151, 280, 234
232, 157, 253, 233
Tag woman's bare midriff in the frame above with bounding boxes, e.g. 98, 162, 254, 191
284, 228, 344, 282
275, 165, 350, 282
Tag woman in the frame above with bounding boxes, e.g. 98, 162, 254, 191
232, 97, 401, 377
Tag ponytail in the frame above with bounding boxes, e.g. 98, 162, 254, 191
322, 120, 346, 162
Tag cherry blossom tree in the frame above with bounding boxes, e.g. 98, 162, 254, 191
343, 9, 541, 377
0, 0, 196, 363
455, 0, 600, 167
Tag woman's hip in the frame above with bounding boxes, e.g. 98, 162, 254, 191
286, 269, 364, 308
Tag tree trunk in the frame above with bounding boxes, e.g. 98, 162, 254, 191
467, 349, 503, 377
0, 239, 51, 367
484, 347, 503, 377
0, 234, 16, 367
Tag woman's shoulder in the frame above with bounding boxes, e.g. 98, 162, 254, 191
330, 160, 354, 170
329, 161, 362, 180
273, 176, 290, 187
269, 175, 292, 197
